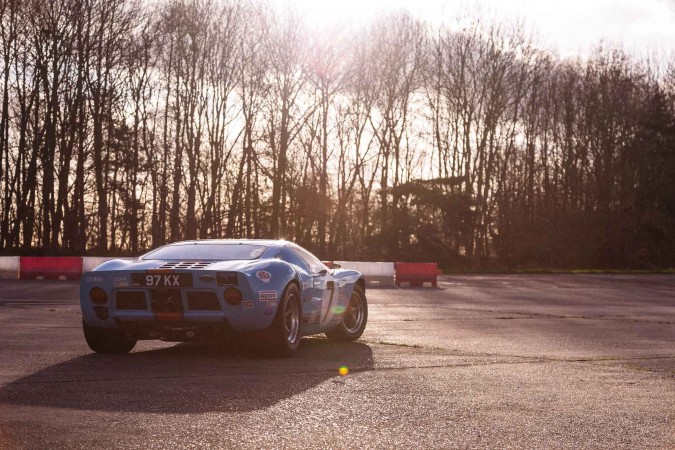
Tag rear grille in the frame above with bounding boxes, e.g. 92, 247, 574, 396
150, 289, 183, 312
116, 291, 147, 310
157, 261, 212, 270
186, 291, 221, 311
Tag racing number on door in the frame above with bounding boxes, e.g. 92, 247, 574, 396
322, 281, 335, 323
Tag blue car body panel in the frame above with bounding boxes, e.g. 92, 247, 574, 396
80, 240, 364, 341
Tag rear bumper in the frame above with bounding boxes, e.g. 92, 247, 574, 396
82, 306, 276, 334
118, 319, 235, 342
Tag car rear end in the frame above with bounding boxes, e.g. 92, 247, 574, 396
80, 261, 283, 342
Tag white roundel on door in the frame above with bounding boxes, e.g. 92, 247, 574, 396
256, 270, 272, 283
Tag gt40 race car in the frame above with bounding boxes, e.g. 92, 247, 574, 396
80, 240, 367, 356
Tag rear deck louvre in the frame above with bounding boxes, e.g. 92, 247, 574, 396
157, 261, 212, 270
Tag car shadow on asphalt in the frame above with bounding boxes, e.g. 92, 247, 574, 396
0, 338, 374, 414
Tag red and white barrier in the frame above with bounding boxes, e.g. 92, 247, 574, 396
0, 256, 20, 279
2, 256, 440, 288
19, 256, 83, 280
395, 262, 440, 288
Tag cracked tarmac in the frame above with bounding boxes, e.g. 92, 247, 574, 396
0, 274, 673, 448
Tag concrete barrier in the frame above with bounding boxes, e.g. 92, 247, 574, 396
19, 256, 83, 280
335, 261, 396, 287
0, 256, 20, 279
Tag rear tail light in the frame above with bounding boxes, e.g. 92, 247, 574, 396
223, 287, 242, 305
90, 287, 108, 304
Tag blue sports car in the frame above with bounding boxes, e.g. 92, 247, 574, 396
80, 240, 368, 356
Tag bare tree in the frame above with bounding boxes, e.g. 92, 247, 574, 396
263, 9, 312, 238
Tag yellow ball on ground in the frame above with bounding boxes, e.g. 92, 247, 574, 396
338, 366, 349, 376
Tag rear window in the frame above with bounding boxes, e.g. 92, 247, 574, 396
141, 243, 267, 261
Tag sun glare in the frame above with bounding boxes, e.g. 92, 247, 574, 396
275, 0, 446, 26
275, 0, 675, 57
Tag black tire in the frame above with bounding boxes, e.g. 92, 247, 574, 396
325, 284, 368, 341
83, 320, 137, 354
265, 283, 302, 357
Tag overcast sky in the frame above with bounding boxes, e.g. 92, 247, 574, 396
276, 0, 675, 58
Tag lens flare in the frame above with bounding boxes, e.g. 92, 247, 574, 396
338, 365, 349, 376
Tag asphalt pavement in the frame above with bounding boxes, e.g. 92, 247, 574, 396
0, 275, 673, 449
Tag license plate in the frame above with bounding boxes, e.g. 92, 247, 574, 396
131, 273, 193, 288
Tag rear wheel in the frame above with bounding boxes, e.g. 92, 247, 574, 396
266, 283, 302, 356
83, 320, 137, 354
325, 284, 368, 341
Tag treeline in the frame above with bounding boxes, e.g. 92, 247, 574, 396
0, 0, 673, 269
